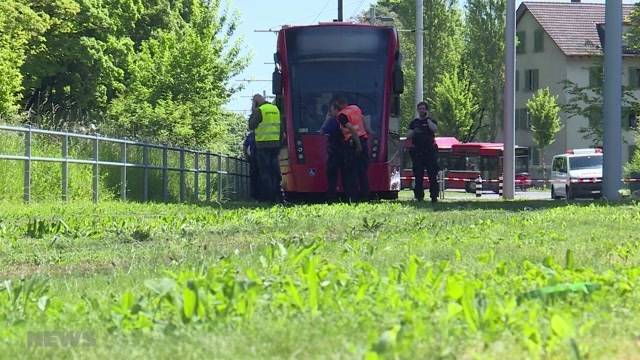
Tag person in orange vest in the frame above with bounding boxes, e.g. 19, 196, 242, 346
333, 97, 370, 202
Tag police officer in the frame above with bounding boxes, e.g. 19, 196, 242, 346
407, 101, 439, 203
320, 103, 345, 202
333, 97, 369, 202
249, 94, 282, 202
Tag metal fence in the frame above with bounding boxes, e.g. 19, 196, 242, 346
0, 125, 250, 203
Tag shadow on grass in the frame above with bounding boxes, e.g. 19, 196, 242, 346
398, 198, 638, 212
10, 195, 634, 213
189, 196, 638, 214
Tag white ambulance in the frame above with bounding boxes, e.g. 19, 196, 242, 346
550, 148, 603, 200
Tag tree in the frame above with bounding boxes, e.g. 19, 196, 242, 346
432, 68, 481, 141
377, 0, 464, 129
104, 1, 248, 149
1, 0, 248, 152
464, 0, 506, 140
526, 88, 561, 179
562, 59, 638, 145
625, 2, 640, 52
20, 0, 138, 127
0, 0, 47, 120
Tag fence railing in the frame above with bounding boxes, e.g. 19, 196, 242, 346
0, 125, 250, 203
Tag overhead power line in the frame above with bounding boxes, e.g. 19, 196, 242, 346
234, 79, 271, 82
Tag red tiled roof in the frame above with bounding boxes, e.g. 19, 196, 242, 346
517, 2, 635, 56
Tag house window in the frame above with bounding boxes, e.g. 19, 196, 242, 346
534, 29, 544, 52
589, 66, 602, 87
629, 68, 640, 89
525, 69, 539, 92
516, 70, 520, 91
517, 31, 526, 54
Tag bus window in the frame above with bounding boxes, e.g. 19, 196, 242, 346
437, 153, 450, 170
449, 155, 466, 170
286, 27, 390, 136
466, 156, 480, 171
516, 156, 529, 173
290, 61, 385, 134
402, 151, 412, 169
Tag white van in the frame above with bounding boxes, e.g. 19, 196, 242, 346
550, 149, 603, 200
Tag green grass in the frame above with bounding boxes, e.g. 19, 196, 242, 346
1, 199, 640, 359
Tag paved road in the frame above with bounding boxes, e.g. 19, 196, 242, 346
440, 189, 552, 201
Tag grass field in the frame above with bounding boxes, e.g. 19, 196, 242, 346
1, 197, 640, 359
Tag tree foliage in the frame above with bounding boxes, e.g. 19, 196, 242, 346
526, 88, 561, 177
464, 0, 505, 140
0, 0, 47, 120
0, 0, 248, 151
105, 1, 247, 149
625, 3, 640, 52
377, 0, 464, 128
432, 69, 481, 141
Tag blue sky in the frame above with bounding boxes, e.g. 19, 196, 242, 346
225, 0, 638, 115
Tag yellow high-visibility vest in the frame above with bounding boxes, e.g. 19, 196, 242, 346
255, 103, 281, 143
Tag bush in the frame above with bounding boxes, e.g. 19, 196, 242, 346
625, 131, 640, 192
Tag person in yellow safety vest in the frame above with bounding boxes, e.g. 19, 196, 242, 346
248, 94, 282, 202
333, 97, 370, 202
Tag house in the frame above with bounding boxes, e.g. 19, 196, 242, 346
512, 1, 639, 176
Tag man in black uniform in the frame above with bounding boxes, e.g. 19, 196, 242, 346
320, 103, 344, 202
243, 131, 260, 201
407, 101, 439, 203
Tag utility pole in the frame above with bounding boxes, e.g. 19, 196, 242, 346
603, 0, 622, 200
503, 0, 516, 199
338, 0, 343, 21
369, 6, 376, 25
415, 0, 424, 108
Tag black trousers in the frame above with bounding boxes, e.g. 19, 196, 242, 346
411, 149, 439, 200
248, 155, 260, 200
256, 147, 281, 202
343, 137, 369, 202
326, 142, 345, 201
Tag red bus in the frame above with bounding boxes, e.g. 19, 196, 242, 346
448, 143, 532, 192
401, 139, 532, 192
401, 137, 460, 189
272, 23, 404, 200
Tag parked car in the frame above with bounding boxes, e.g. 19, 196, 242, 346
550, 148, 603, 200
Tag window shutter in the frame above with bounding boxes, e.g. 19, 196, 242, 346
589, 67, 597, 87
534, 29, 544, 52
630, 68, 639, 89
516, 70, 520, 91
525, 70, 531, 91
533, 70, 539, 91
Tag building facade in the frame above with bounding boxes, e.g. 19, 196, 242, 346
513, 1, 639, 177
